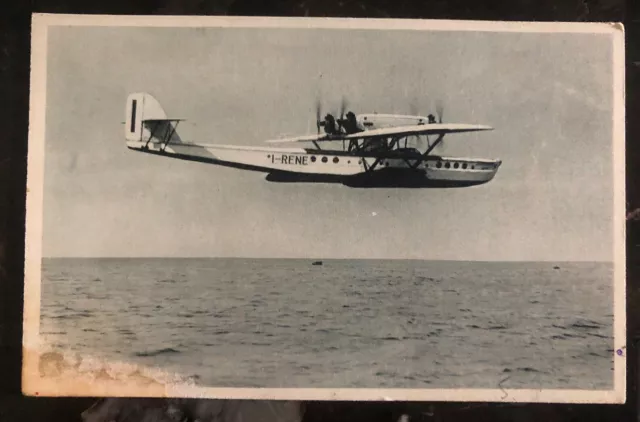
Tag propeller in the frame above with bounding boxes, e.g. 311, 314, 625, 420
340, 96, 348, 119
337, 95, 348, 132
315, 97, 322, 134
435, 99, 444, 124
434, 99, 446, 152
314, 95, 355, 136
315, 96, 337, 135
408, 99, 426, 150
409, 100, 418, 117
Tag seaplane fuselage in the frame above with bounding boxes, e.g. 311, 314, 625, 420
124, 92, 501, 188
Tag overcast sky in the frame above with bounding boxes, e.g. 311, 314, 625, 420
41, 25, 616, 261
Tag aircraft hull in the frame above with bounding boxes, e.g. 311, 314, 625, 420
126, 141, 500, 188
267, 168, 496, 188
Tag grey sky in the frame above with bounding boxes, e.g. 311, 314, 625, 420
42, 25, 616, 261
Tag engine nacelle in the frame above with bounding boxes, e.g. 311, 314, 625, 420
356, 113, 434, 131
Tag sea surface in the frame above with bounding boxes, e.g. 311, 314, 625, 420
40, 258, 614, 389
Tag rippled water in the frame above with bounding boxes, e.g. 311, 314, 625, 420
40, 258, 614, 389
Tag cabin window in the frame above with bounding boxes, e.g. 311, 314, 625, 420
471, 165, 475, 169
322, 156, 328, 163
445, 162, 451, 169
348, 160, 351, 164
333, 157, 339, 163
454, 163, 459, 169
311, 156, 316, 162
462, 163, 467, 169
436, 162, 442, 168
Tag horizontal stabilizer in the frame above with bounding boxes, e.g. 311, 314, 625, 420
142, 118, 186, 123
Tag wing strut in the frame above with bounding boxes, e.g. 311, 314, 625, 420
142, 119, 184, 151
161, 121, 180, 152
423, 133, 445, 156
144, 121, 160, 150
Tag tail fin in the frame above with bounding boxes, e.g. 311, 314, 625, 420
124, 92, 183, 144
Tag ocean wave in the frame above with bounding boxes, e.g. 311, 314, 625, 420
551, 333, 588, 340
517, 367, 542, 373
51, 311, 93, 319
588, 332, 610, 339
487, 324, 509, 330
553, 319, 604, 331
503, 367, 545, 374
570, 320, 603, 330
157, 278, 185, 284
35, 344, 197, 387
380, 335, 402, 341
135, 347, 182, 357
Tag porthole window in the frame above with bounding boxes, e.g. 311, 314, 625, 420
358, 160, 362, 164
321, 156, 328, 163
471, 165, 475, 169
267, 154, 271, 158
445, 162, 451, 169
333, 157, 339, 163
436, 162, 442, 168
462, 163, 467, 169
454, 163, 459, 169
348, 160, 351, 164
311, 156, 316, 162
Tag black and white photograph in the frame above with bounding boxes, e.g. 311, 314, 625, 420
23, 14, 626, 402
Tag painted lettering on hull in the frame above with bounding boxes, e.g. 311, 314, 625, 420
269, 154, 309, 166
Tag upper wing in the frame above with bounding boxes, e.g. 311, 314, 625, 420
344, 123, 494, 139
264, 133, 330, 144
264, 123, 493, 144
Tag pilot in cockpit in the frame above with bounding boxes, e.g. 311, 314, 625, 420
428, 114, 437, 124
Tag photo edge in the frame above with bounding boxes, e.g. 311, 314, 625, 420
20, 17, 626, 403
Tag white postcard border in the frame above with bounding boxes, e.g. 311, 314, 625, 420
23, 13, 627, 403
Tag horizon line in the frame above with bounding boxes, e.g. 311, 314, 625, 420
41, 256, 614, 263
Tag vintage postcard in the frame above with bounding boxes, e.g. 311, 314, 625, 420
24, 14, 626, 403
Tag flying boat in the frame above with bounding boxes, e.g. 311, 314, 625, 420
124, 92, 501, 188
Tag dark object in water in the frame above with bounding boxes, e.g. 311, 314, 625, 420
312, 261, 323, 266
553, 266, 561, 270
